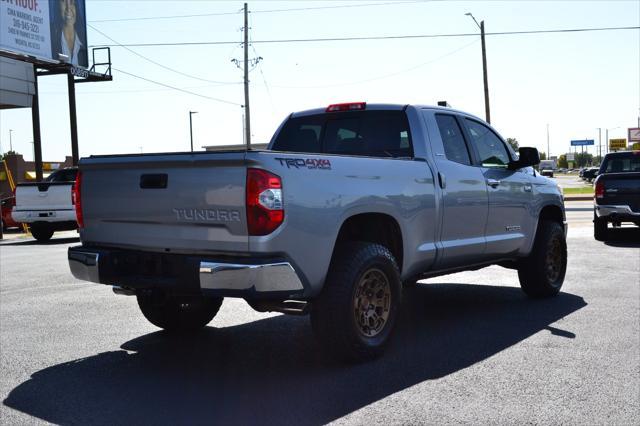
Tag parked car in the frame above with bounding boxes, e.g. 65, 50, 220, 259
593, 151, 640, 240
68, 103, 567, 361
12, 167, 78, 241
1, 195, 22, 230
583, 167, 600, 183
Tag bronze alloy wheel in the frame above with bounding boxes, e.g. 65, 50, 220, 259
546, 236, 563, 283
353, 268, 392, 338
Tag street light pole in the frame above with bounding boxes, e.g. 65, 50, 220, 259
189, 111, 198, 152
9, 129, 13, 151
466, 13, 491, 123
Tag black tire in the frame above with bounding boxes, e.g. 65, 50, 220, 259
30, 224, 54, 242
593, 212, 608, 241
311, 242, 402, 362
517, 221, 567, 298
137, 291, 223, 332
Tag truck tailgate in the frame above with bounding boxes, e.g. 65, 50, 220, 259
599, 172, 640, 212
14, 182, 74, 212
79, 152, 249, 253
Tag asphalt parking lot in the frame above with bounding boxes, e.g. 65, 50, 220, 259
1, 205, 638, 425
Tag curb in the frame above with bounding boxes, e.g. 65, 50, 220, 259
563, 196, 593, 202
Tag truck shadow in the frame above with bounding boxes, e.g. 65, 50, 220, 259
4, 284, 586, 425
603, 227, 640, 248
0, 236, 80, 246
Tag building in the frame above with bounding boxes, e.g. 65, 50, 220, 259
1, 154, 74, 199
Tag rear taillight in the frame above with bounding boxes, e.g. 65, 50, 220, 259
595, 180, 604, 199
246, 168, 284, 236
73, 171, 84, 228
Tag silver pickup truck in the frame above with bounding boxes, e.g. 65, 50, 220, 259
68, 103, 567, 361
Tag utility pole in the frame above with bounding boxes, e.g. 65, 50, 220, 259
189, 111, 198, 152
243, 3, 251, 149
480, 20, 490, 124
465, 13, 490, 123
9, 129, 13, 151
546, 124, 550, 159
597, 128, 602, 160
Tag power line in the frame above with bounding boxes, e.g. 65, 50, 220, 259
88, 1, 428, 23
88, 24, 242, 84
90, 25, 640, 48
112, 68, 242, 106
271, 38, 480, 89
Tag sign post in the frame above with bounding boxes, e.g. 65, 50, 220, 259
629, 128, 640, 151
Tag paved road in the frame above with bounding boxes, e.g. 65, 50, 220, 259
552, 174, 593, 189
1, 210, 638, 425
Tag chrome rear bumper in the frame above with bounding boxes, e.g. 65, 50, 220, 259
68, 246, 305, 296
199, 262, 304, 293
595, 204, 640, 218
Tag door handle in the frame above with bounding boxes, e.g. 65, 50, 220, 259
438, 172, 446, 189
486, 178, 501, 188
524, 184, 532, 192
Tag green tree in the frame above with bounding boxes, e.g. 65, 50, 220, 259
539, 152, 547, 161
558, 154, 568, 169
505, 138, 519, 151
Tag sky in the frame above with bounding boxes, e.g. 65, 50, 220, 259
1, 0, 639, 161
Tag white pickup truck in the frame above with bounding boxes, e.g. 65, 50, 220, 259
13, 167, 79, 241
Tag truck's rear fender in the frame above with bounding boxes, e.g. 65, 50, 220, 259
246, 151, 437, 297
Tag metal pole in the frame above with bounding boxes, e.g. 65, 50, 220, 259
68, 72, 79, 166
243, 3, 252, 149
546, 124, 550, 158
189, 111, 194, 152
605, 129, 608, 155
480, 21, 490, 124
598, 128, 601, 160
31, 64, 43, 181
8, 129, 13, 151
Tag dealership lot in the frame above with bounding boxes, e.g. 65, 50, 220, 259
0, 206, 638, 425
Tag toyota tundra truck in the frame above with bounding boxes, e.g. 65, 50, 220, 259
68, 103, 567, 361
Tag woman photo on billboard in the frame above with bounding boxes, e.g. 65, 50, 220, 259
50, 0, 88, 68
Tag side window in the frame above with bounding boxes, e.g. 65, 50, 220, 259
464, 119, 510, 168
435, 114, 471, 166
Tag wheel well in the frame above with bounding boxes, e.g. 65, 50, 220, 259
334, 213, 403, 272
539, 205, 564, 227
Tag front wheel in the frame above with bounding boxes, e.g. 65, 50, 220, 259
517, 221, 567, 298
311, 242, 402, 362
137, 292, 223, 332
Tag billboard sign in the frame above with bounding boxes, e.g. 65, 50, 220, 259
629, 128, 640, 143
570, 139, 595, 146
0, 0, 88, 68
566, 152, 575, 161
609, 138, 627, 151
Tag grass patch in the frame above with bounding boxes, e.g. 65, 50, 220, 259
563, 187, 594, 195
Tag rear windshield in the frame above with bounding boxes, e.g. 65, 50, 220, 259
600, 153, 640, 173
271, 111, 413, 158
45, 168, 78, 182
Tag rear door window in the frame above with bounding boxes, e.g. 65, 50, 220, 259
435, 114, 472, 166
271, 111, 413, 158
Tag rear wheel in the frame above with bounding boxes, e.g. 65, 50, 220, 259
518, 220, 567, 298
594, 212, 608, 241
311, 242, 401, 362
30, 224, 54, 242
137, 291, 223, 332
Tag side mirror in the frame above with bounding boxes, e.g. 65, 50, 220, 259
509, 147, 540, 170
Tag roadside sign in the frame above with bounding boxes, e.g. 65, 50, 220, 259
629, 128, 640, 143
632, 142, 640, 150
571, 139, 594, 146
609, 138, 627, 150
566, 153, 575, 161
